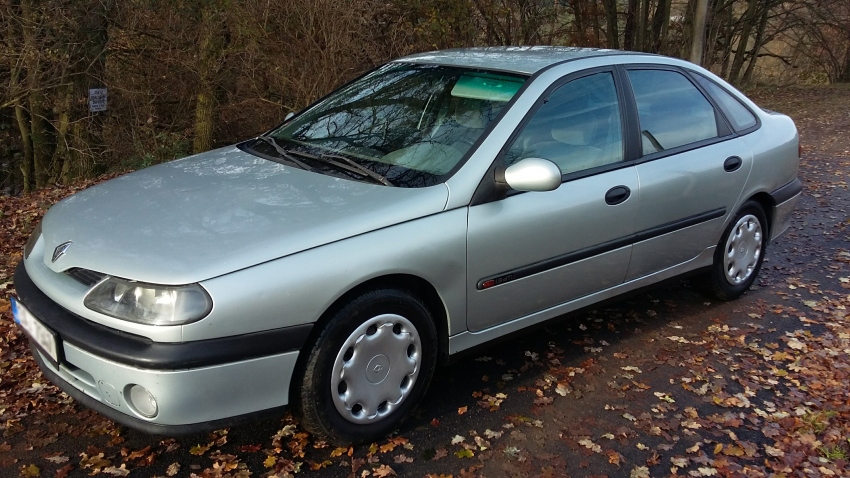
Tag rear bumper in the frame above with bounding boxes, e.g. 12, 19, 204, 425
769, 178, 802, 241
14, 262, 308, 434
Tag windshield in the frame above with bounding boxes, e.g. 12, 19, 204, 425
250, 63, 526, 188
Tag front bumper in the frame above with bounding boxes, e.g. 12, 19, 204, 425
14, 262, 311, 435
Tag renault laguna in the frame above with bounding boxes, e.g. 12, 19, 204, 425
12, 47, 801, 444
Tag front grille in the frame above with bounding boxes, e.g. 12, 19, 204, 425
65, 268, 106, 287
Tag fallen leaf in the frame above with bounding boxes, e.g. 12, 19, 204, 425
454, 449, 474, 458
373, 464, 396, 477
189, 443, 211, 456
630, 465, 650, 478
103, 464, 130, 476
578, 438, 601, 453
55, 464, 74, 478
20, 464, 40, 477
764, 445, 784, 457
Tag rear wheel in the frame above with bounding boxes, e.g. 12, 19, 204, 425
293, 289, 437, 445
696, 200, 768, 301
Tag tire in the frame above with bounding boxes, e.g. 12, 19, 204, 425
696, 200, 768, 301
293, 289, 438, 445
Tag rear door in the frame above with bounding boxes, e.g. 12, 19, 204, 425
622, 67, 753, 281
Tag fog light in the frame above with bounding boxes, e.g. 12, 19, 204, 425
128, 384, 158, 418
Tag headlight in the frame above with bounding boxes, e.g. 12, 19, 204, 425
24, 221, 43, 259
84, 277, 212, 325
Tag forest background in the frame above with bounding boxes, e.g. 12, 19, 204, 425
1, 0, 848, 195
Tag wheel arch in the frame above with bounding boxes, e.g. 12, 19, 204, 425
290, 274, 451, 402
743, 191, 774, 238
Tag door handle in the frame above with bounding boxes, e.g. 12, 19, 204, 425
605, 185, 631, 205
723, 156, 742, 172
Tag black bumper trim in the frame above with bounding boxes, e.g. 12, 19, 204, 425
14, 262, 312, 370
29, 344, 286, 436
770, 178, 803, 204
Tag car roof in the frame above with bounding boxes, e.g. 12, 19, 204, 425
395, 46, 647, 75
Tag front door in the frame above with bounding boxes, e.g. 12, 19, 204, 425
466, 70, 638, 332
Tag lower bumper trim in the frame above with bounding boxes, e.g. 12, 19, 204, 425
30, 344, 287, 436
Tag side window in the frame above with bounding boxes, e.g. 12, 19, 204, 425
627, 69, 719, 155
505, 72, 623, 175
692, 74, 757, 132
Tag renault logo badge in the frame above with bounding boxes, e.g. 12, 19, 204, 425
52, 241, 72, 263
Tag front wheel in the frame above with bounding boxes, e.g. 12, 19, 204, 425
696, 200, 768, 301
293, 289, 437, 445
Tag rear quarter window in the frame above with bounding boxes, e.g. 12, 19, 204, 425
692, 74, 758, 132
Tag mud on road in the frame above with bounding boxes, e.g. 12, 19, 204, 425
0, 85, 848, 478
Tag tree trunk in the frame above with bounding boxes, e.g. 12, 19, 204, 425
590, 1, 603, 46
573, 0, 585, 45
15, 106, 33, 193
54, 84, 73, 185
689, 0, 709, 64
624, 0, 638, 50
602, 0, 619, 49
741, 4, 770, 84
719, 3, 735, 77
193, 4, 226, 154
649, 0, 671, 53
21, 0, 50, 189
7, 0, 30, 192
838, 29, 850, 82
638, 0, 650, 51
728, 0, 758, 84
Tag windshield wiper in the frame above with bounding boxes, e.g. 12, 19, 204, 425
321, 153, 394, 187
254, 136, 315, 172
286, 149, 394, 187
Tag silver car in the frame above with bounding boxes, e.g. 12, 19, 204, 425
12, 47, 801, 444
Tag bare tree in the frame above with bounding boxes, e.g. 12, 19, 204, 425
690, 0, 710, 64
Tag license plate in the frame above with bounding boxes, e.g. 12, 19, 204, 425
11, 296, 59, 363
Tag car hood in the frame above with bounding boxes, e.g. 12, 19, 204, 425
40, 146, 450, 284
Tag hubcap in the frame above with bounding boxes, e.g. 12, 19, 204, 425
723, 214, 762, 285
331, 314, 421, 424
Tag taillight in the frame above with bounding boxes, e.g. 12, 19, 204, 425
798, 135, 802, 158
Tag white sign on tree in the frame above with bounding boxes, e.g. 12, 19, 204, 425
89, 88, 107, 112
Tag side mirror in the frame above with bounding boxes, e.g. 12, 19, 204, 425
284, 112, 295, 121
502, 158, 561, 192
